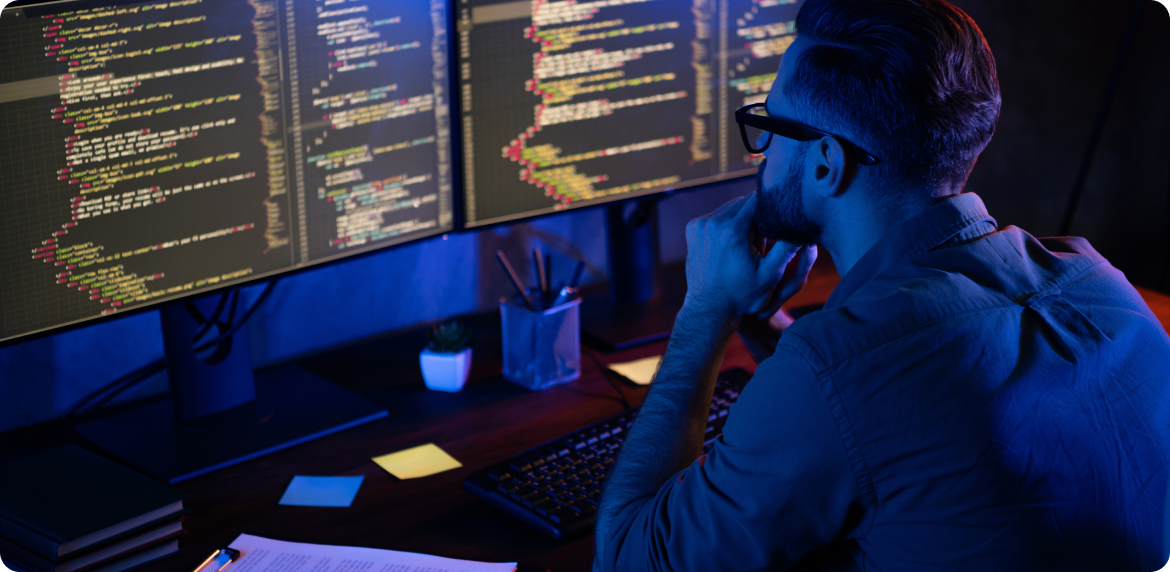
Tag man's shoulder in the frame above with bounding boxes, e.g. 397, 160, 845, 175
782, 227, 1143, 372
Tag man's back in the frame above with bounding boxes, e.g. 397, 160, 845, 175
592, 1, 1170, 568
777, 193, 1170, 570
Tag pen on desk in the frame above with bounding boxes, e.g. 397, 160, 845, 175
192, 548, 240, 572
550, 286, 576, 308
544, 252, 552, 297
550, 260, 586, 307
497, 250, 536, 310
534, 248, 548, 299
568, 260, 585, 290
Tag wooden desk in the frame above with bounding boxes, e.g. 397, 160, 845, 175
9, 259, 1170, 572
130, 296, 772, 571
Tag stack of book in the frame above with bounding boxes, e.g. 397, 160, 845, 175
0, 446, 188, 572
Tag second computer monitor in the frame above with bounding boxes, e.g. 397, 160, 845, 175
457, 0, 805, 228
0, 0, 454, 345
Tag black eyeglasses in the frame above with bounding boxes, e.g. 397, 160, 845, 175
735, 102, 880, 166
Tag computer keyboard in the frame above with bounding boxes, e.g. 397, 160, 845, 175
463, 367, 752, 539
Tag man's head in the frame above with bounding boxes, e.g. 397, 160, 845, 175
753, 0, 1001, 245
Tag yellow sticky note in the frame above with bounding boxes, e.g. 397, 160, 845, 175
372, 443, 462, 479
608, 355, 663, 385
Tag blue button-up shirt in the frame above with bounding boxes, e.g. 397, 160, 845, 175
603, 193, 1170, 571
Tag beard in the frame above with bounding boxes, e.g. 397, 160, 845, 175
753, 156, 822, 246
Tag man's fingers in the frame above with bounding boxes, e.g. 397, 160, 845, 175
730, 192, 758, 229
735, 192, 757, 217
777, 244, 817, 302
759, 237, 802, 279
754, 244, 816, 318
709, 194, 749, 220
794, 244, 817, 278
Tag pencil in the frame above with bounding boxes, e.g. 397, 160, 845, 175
497, 250, 536, 310
534, 248, 548, 298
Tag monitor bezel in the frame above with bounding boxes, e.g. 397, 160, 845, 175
0, 0, 463, 350
448, 1, 762, 232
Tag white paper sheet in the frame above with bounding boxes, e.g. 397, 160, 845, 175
226, 534, 516, 572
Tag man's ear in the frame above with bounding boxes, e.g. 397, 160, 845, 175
810, 136, 850, 198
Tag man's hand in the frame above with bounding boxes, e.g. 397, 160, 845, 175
737, 243, 817, 362
684, 193, 814, 320
597, 193, 817, 571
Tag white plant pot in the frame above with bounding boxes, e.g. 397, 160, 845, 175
419, 348, 472, 392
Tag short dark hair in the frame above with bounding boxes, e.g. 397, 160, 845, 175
788, 0, 1001, 193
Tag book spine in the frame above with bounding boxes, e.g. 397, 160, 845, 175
0, 535, 54, 572
0, 514, 58, 563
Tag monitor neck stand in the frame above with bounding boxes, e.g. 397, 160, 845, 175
581, 199, 685, 350
74, 294, 388, 484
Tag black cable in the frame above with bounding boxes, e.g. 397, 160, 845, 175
224, 287, 240, 329
190, 292, 226, 341
87, 360, 168, 412
583, 348, 633, 411
1059, 0, 1144, 236
194, 287, 241, 348
58, 358, 166, 419
60, 279, 279, 419
190, 290, 230, 341
192, 279, 277, 353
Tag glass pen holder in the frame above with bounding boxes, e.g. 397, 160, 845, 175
500, 293, 581, 391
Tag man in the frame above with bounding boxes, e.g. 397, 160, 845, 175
594, 0, 1170, 570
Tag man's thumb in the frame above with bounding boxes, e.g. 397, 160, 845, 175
759, 238, 801, 278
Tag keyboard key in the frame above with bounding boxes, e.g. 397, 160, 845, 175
465, 369, 750, 538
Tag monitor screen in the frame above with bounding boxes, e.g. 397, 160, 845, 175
457, 0, 805, 228
0, 0, 454, 344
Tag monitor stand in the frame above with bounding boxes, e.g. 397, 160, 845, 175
581, 199, 684, 350
74, 294, 388, 484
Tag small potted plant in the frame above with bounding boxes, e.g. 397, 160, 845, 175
419, 320, 472, 392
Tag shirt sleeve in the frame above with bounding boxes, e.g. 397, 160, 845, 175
599, 344, 864, 572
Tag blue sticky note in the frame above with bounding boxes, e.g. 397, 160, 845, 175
278, 475, 364, 507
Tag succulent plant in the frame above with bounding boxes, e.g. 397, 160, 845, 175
426, 320, 471, 354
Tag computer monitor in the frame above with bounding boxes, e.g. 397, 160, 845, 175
456, 0, 804, 347
456, 0, 804, 228
0, 0, 454, 482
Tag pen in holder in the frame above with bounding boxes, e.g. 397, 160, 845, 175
500, 292, 581, 391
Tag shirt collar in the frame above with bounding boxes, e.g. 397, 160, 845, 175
824, 192, 997, 309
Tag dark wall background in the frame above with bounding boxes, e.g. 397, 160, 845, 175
0, 0, 1167, 432
957, 0, 1170, 287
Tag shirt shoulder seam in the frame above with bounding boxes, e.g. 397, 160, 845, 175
776, 343, 880, 535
